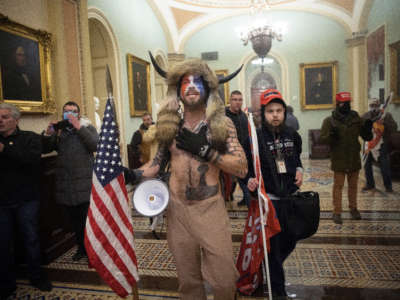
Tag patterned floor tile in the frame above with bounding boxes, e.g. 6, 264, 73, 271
46, 239, 400, 290
132, 216, 400, 238
37, 158, 400, 299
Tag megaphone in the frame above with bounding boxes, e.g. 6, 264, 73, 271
132, 179, 169, 217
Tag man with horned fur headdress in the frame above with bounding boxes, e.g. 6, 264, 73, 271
124, 55, 247, 299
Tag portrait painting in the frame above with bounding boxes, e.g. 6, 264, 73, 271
127, 54, 151, 117
0, 14, 54, 113
389, 40, 400, 103
367, 25, 385, 100
215, 69, 229, 105
300, 61, 338, 110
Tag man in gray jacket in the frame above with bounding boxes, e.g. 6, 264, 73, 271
44, 101, 99, 261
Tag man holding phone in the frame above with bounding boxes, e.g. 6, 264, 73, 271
43, 101, 98, 261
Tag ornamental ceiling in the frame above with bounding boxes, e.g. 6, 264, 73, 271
148, 0, 368, 52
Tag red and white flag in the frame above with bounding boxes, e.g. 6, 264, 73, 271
84, 98, 139, 297
236, 114, 281, 295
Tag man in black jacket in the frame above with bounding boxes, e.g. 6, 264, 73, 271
130, 112, 153, 168
225, 90, 250, 207
362, 98, 398, 193
0, 103, 52, 299
245, 89, 303, 299
44, 101, 99, 261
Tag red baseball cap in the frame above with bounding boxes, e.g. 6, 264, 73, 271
336, 92, 351, 102
260, 89, 285, 107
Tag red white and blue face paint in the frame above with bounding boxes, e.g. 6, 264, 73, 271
180, 74, 205, 100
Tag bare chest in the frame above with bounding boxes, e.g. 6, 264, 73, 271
168, 141, 220, 201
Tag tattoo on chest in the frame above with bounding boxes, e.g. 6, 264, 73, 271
185, 163, 218, 201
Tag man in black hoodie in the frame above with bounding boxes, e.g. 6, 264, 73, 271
225, 90, 251, 207
245, 89, 303, 299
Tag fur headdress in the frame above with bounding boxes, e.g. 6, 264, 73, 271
150, 52, 242, 152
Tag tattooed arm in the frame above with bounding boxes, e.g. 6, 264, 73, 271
124, 145, 169, 184
208, 118, 248, 178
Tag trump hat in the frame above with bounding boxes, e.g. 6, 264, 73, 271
336, 92, 352, 102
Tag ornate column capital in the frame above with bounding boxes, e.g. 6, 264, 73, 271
167, 53, 185, 67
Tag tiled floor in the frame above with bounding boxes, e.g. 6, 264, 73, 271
14, 158, 400, 299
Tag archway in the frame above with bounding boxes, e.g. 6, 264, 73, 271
88, 8, 127, 161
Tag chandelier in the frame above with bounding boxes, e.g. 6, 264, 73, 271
238, 0, 283, 63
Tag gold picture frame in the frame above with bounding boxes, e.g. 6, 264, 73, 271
0, 14, 54, 113
127, 54, 151, 116
215, 69, 230, 105
390, 40, 400, 103
300, 61, 338, 110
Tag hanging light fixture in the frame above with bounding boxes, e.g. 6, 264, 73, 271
237, 0, 284, 70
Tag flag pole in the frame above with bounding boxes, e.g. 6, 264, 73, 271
106, 65, 137, 299
106, 65, 119, 131
249, 113, 273, 300
132, 286, 139, 300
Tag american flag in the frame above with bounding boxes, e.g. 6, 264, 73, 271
84, 98, 139, 297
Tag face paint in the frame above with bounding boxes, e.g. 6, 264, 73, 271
180, 74, 205, 100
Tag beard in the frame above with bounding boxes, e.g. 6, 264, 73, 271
264, 119, 285, 133
181, 94, 207, 110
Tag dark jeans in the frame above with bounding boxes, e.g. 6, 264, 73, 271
267, 200, 297, 296
0, 201, 42, 290
64, 202, 89, 254
364, 145, 392, 190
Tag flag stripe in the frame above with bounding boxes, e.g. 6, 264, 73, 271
109, 177, 134, 233
91, 177, 138, 277
92, 175, 133, 245
85, 217, 131, 295
90, 188, 138, 274
86, 206, 137, 286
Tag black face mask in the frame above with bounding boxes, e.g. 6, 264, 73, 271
337, 102, 351, 115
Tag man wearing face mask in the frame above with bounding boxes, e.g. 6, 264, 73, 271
43, 101, 99, 261
320, 92, 373, 224
124, 56, 246, 300
361, 98, 397, 193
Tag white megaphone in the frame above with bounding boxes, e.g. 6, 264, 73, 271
132, 179, 169, 217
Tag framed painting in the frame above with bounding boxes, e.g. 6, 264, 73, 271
127, 54, 151, 116
0, 14, 54, 113
367, 25, 385, 100
215, 69, 230, 105
300, 61, 338, 110
390, 40, 400, 103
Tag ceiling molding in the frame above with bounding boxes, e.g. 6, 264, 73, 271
170, 7, 206, 31
323, 0, 355, 15
149, 0, 365, 52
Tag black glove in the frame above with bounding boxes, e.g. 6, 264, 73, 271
176, 126, 212, 160
330, 126, 339, 139
123, 167, 143, 185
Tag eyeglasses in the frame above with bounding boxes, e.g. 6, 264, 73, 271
63, 110, 79, 113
